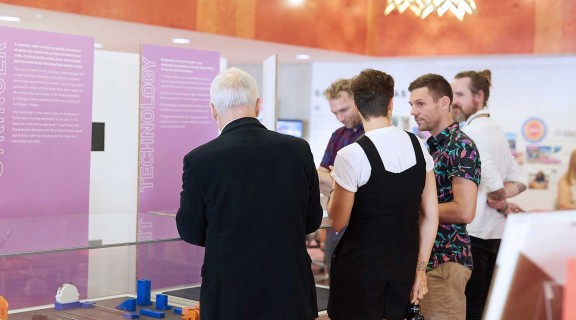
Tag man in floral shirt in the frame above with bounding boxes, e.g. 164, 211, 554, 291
408, 74, 481, 320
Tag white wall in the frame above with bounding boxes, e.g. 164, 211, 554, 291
237, 63, 312, 138
86, 50, 140, 298
309, 55, 576, 211
89, 50, 139, 244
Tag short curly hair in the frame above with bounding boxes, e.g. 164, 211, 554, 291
350, 69, 394, 120
323, 78, 352, 100
408, 73, 453, 103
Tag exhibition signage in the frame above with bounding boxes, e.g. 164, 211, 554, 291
0, 26, 93, 308
522, 117, 547, 143
0, 26, 93, 254
137, 44, 219, 288
137, 44, 219, 240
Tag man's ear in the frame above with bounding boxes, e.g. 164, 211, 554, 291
474, 90, 485, 107
441, 96, 451, 110
254, 98, 261, 117
209, 103, 218, 121
353, 100, 359, 112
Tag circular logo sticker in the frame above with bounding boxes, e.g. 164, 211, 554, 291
522, 117, 546, 143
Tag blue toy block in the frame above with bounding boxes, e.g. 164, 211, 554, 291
137, 279, 152, 306
54, 301, 81, 310
81, 301, 95, 308
155, 294, 171, 310
117, 298, 137, 312
140, 308, 165, 318
173, 307, 182, 315
123, 312, 140, 319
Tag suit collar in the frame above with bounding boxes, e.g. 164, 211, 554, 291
221, 117, 266, 135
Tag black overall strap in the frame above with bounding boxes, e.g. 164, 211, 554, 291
406, 131, 425, 168
356, 135, 386, 172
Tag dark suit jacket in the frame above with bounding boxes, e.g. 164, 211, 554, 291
176, 117, 323, 320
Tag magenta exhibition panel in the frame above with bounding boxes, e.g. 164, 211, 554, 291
0, 25, 94, 308
0, 26, 93, 254
137, 44, 220, 289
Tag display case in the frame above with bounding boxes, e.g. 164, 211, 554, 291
1, 216, 333, 319
1, 238, 204, 319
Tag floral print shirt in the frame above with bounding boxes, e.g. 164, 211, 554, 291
426, 122, 481, 270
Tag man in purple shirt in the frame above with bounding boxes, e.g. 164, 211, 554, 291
317, 79, 364, 268
318, 79, 364, 196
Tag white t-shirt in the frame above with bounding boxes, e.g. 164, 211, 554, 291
462, 108, 526, 239
333, 126, 434, 193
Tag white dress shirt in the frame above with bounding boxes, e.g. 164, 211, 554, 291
462, 108, 526, 239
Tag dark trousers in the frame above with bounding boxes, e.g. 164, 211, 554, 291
466, 236, 501, 320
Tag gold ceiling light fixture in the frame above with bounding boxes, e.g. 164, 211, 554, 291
384, 0, 477, 21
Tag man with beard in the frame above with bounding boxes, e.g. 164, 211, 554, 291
318, 79, 364, 197
451, 70, 526, 320
317, 79, 364, 269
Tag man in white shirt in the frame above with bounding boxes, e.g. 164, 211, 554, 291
451, 69, 527, 320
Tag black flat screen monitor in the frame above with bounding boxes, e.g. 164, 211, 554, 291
277, 119, 303, 138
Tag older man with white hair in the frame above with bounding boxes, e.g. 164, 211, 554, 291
176, 67, 323, 320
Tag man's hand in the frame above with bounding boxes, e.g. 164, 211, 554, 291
317, 167, 334, 196
487, 197, 507, 210
410, 270, 428, 304
502, 202, 525, 216
487, 188, 507, 210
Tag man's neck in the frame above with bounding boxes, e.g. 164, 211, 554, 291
218, 110, 257, 130
345, 122, 362, 132
463, 106, 489, 126
431, 117, 455, 137
362, 117, 391, 132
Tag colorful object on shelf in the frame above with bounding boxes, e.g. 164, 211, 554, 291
155, 294, 171, 310
54, 301, 81, 310
140, 308, 165, 318
55, 283, 80, 304
81, 301, 96, 308
0, 295, 8, 320
137, 279, 152, 306
54, 283, 81, 310
123, 312, 140, 319
117, 298, 137, 312
182, 306, 200, 320
173, 306, 183, 315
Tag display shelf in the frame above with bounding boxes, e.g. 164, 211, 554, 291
7, 295, 195, 320
1, 214, 332, 318
1, 238, 203, 314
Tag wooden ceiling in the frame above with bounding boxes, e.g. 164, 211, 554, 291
3, 0, 575, 56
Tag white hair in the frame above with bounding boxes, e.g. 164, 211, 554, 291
210, 67, 259, 114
